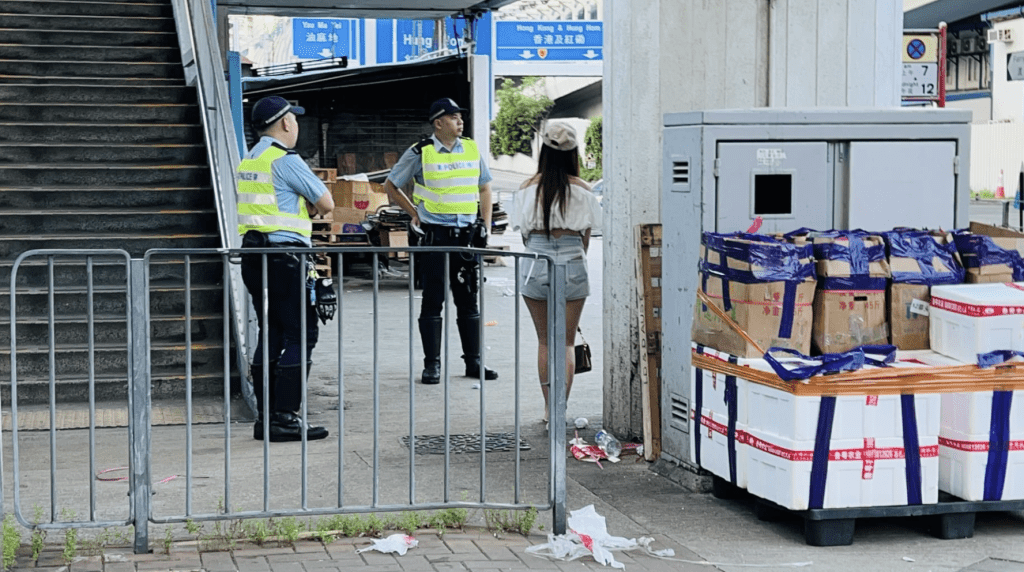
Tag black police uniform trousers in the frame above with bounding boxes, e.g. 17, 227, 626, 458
419, 224, 478, 320
240, 234, 319, 415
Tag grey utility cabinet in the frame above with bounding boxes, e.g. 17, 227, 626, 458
659, 108, 972, 468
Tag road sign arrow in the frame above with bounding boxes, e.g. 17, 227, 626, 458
583, 49, 599, 59
519, 50, 534, 59
319, 48, 333, 58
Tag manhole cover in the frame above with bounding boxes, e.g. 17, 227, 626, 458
401, 433, 531, 454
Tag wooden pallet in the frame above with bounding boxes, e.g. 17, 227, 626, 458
638, 224, 662, 461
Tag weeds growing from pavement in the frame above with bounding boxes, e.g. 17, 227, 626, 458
483, 507, 537, 537
2, 515, 20, 571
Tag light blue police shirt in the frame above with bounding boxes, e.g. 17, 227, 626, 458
386, 135, 493, 228
245, 136, 328, 246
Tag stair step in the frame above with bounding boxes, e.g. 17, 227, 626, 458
0, 123, 202, 144
1, 280, 224, 313
0, 186, 213, 209
1, 371, 229, 404
0, 233, 221, 258
0, 163, 210, 186
2, 256, 226, 286
0, 103, 197, 124
0, 60, 184, 79
3, 342, 226, 378
0, 13, 175, 32
0, 83, 195, 103
0, 208, 219, 235
2, 313, 226, 346
0, 28, 178, 47
0, 0, 172, 18
0, 142, 205, 164
0, 44, 180, 63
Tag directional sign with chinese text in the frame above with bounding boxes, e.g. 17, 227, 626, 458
293, 18, 350, 59
902, 62, 939, 97
495, 21, 602, 61
1009, 51, 1024, 81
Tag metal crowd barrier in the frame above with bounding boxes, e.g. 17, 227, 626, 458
5, 245, 570, 554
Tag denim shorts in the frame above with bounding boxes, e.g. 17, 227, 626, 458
519, 234, 590, 300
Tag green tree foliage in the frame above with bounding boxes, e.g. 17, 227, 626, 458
580, 115, 602, 182
490, 77, 553, 156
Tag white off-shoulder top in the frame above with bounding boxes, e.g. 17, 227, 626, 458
511, 183, 603, 238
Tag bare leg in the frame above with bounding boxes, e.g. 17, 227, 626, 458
524, 296, 587, 423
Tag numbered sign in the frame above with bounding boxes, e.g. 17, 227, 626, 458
902, 62, 939, 97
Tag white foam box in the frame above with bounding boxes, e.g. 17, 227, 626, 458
939, 390, 1024, 501
930, 282, 1024, 363
747, 386, 940, 443
745, 428, 939, 510
696, 408, 748, 488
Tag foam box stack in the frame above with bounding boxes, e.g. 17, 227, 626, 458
745, 376, 940, 511
690, 344, 752, 488
929, 282, 1024, 363
940, 390, 1024, 501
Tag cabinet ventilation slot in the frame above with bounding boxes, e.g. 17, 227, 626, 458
669, 394, 689, 433
672, 161, 690, 185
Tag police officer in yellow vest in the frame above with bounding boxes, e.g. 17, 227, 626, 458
384, 98, 498, 385
237, 95, 335, 441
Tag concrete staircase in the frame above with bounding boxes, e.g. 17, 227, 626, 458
0, 0, 228, 403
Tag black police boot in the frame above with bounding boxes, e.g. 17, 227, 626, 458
255, 364, 328, 442
458, 315, 498, 380
419, 316, 442, 384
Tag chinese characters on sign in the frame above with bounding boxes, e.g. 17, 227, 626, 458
293, 18, 350, 59
495, 21, 603, 61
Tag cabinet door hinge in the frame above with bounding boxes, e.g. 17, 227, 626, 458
713, 158, 720, 178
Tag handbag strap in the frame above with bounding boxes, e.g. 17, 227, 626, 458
577, 327, 586, 344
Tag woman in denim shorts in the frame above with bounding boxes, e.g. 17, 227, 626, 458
513, 121, 603, 425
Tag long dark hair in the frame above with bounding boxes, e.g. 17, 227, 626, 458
533, 143, 580, 236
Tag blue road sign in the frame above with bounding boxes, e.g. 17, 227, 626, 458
495, 20, 602, 61
907, 38, 926, 60
396, 19, 435, 61
293, 18, 350, 59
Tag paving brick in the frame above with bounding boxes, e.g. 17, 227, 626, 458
471, 539, 524, 561
395, 554, 435, 572
232, 547, 296, 557
298, 558, 346, 571
267, 561, 304, 572
291, 542, 325, 555
232, 556, 271, 572
135, 557, 203, 571
430, 564, 467, 572
101, 562, 135, 572
357, 550, 398, 567
459, 560, 526, 570
439, 540, 482, 557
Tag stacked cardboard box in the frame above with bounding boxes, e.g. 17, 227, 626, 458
806, 232, 891, 354
327, 178, 391, 232
885, 230, 964, 350
692, 233, 816, 358
954, 222, 1024, 283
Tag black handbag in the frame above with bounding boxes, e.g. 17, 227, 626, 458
574, 328, 592, 374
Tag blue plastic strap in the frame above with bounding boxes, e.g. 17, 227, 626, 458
849, 235, 867, 276
978, 350, 1024, 368
721, 275, 732, 312
808, 396, 837, 510
701, 232, 815, 283
983, 390, 1013, 501
886, 230, 965, 285
763, 345, 896, 382
819, 276, 888, 291
901, 395, 923, 506
954, 233, 1024, 281
725, 355, 739, 485
777, 280, 796, 339
694, 345, 705, 467
701, 272, 708, 312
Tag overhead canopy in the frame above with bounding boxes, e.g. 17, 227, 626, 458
217, 0, 519, 19
904, 0, 1022, 29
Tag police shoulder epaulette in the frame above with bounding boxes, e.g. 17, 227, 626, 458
270, 141, 296, 154
411, 138, 433, 155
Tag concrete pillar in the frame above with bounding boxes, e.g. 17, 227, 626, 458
602, 0, 902, 439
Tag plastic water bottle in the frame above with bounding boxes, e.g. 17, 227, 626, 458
594, 430, 622, 458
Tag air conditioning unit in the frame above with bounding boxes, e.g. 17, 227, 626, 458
948, 39, 959, 55
976, 34, 988, 51
961, 37, 976, 53
988, 29, 1000, 43
1001, 28, 1013, 42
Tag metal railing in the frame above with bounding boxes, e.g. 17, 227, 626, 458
5, 245, 569, 553
168, 0, 253, 411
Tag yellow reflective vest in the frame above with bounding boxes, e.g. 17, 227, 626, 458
236, 145, 312, 237
412, 138, 481, 215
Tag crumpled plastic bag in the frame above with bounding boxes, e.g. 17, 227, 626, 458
525, 505, 673, 569
355, 533, 418, 555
